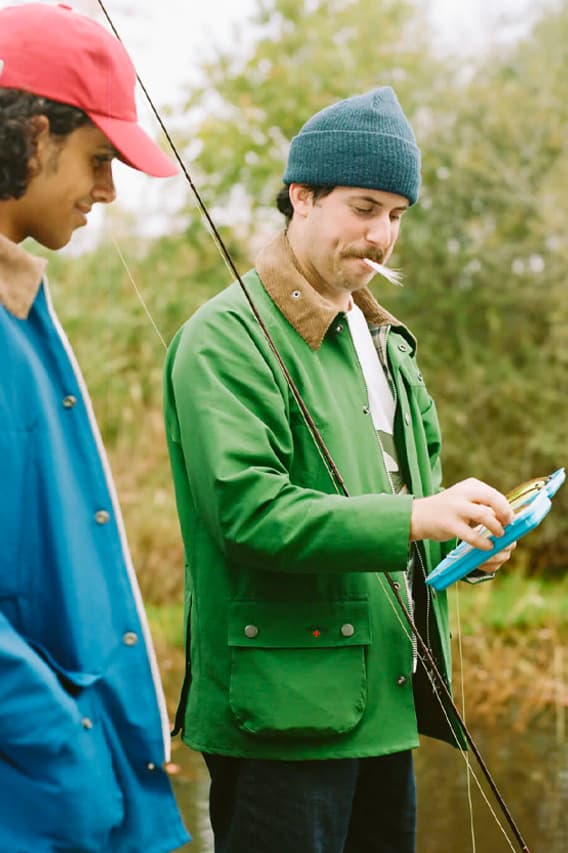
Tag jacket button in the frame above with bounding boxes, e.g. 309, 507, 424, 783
95, 510, 110, 524
62, 395, 77, 409
81, 717, 93, 729
123, 632, 138, 646
398, 343, 408, 352
362, 405, 370, 415
393, 581, 400, 591
340, 623, 355, 638
404, 412, 410, 425
244, 624, 259, 638
146, 762, 157, 771
397, 675, 407, 686
335, 323, 344, 334
291, 290, 302, 299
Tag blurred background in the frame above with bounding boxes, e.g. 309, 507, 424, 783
8, 0, 567, 849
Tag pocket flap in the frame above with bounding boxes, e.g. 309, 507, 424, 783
228, 599, 370, 649
29, 641, 101, 688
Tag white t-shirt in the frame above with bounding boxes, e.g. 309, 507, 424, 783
346, 302, 403, 493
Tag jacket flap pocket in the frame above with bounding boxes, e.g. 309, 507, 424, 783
29, 641, 101, 688
228, 599, 370, 649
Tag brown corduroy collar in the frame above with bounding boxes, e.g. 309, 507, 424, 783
0, 234, 46, 320
255, 231, 404, 351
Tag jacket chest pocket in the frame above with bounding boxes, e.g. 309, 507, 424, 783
228, 599, 371, 740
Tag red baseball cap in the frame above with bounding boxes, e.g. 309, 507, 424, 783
0, 3, 177, 178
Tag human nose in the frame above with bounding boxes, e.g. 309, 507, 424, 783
91, 162, 116, 205
365, 213, 393, 249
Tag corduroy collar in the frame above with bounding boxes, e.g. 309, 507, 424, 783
255, 231, 407, 351
0, 234, 46, 319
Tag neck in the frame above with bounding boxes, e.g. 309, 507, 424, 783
0, 201, 24, 244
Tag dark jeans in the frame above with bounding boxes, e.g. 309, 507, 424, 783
203, 751, 416, 853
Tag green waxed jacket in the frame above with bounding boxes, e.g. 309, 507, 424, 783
164, 237, 459, 760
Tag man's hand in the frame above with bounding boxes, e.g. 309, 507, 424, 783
473, 540, 517, 575
409, 478, 514, 550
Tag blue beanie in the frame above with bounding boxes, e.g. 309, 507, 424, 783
283, 87, 421, 205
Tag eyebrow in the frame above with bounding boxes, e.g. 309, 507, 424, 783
97, 144, 120, 157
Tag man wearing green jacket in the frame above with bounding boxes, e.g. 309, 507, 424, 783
164, 87, 514, 853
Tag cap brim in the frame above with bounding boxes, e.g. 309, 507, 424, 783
88, 112, 178, 178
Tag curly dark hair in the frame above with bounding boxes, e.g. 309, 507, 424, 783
0, 90, 90, 200
276, 184, 335, 225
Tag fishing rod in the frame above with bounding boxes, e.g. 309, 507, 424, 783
95, 3, 530, 849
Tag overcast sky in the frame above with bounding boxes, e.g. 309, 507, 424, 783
80, 0, 535, 107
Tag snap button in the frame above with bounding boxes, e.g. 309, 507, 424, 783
397, 675, 407, 686
95, 510, 110, 525
244, 624, 259, 639
291, 290, 302, 299
417, 372, 423, 382
62, 395, 77, 409
405, 412, 410, 425
362, 405, 370, 415
340, 623, 355, 638
146, 762, 157, 771
398, 343, 408, 352
393, 581, 400, 591
81, 717, 93, 729
335, 323, 343, 334
123, 632, 138, 646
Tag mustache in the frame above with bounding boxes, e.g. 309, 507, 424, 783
342, 250, 385, 264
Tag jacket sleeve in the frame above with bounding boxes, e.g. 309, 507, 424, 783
166, 308, 413, 575
1, 610, 82, 759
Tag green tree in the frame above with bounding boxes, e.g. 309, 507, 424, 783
179, 0, 445, 224
40, 0, 567, 597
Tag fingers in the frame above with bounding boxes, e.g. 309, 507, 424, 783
478, 541, 517, 571
460, 478, 514, 526
454, 523, 495, 551
463, 502, 506, 539
409, 478, 514, 545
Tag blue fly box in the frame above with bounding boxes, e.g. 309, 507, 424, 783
426, 468, 565, 592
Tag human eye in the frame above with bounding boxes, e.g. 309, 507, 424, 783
93, 152, 114, 169
352, 205, 374, 216
390, 207, 408, 222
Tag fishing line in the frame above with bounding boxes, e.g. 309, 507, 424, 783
454, 583, 478, 852
376, 572, 516, 852
95, 3, 531, 849
110, 235, 168, 351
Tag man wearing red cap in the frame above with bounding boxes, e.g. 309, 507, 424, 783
0, 4, 189, 851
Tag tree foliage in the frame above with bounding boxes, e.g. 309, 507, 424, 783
45, 0, 567, 597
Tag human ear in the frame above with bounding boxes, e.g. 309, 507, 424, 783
27, 115, 51, 179
288, 183, 314, 219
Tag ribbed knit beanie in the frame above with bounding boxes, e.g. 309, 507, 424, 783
283, 87, 421, 205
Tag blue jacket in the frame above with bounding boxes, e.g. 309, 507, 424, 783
0, 237, 190, 852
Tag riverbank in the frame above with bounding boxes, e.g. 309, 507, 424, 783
147, 572, 568, 732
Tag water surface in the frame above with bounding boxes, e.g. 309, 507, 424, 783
170, 722, 567, 851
